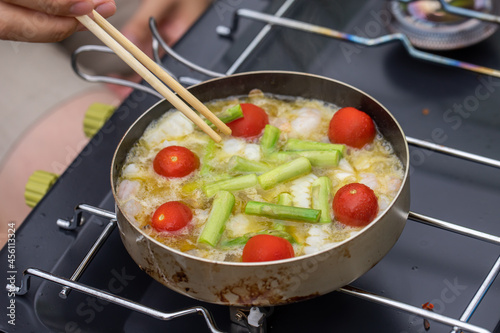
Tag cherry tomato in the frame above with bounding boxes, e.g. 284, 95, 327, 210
153, 145, 199, 178
151, 201, 192, 232
227, 103, 269, 138
242, 234, 295, 262
328, 107, 376, 148
332, 183, 378, 227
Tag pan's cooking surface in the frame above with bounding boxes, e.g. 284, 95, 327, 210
1, 0, 500, 332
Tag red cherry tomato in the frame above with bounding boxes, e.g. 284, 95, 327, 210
242, 234, 295, 262
151, 201, 192, 232
333, 183, 378, 227
328, 107, 376, 148
153, 145, 200, 178
227, 103, 269, 138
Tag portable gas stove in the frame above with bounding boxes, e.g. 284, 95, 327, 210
2, 1, 500, 332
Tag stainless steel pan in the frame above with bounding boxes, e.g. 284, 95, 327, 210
111, 71, 410, 306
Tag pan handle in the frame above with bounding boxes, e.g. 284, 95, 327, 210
71, 44, 163, 99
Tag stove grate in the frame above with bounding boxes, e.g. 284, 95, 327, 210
7, 202, 499, 332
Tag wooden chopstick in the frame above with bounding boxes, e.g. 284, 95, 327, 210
91, 11, 231, 136
75, 14, 230, 143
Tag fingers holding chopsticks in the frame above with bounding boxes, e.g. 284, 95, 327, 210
3, 0, 95, 16
0, 0, 116, 42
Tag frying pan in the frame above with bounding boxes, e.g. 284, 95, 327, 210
111, 71, 410, 306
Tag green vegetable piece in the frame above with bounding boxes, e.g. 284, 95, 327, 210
198, 191, 235, 247
229, 156, 271, 173
311, 176, 332, 223
221, 229, 297, 248
284, 138, 346, 156
295, 150, 340, 167
266, 152, 298, 164
245, 201, 321, 223
220, 235, 249, 248
273, 222, 286, 231
268, 229, 297, 243
269, 151, 340, 167
200, 139, 216, 175
277, 193, 293, 206
205, 104, 243, 126
274, 193, 293, 230
260, 125, 280, 155
203, 174, 258, 197
258, 157, 311, 190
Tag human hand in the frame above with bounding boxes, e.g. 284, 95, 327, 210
0, 0, 116, 42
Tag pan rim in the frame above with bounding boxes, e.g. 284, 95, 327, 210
111, 70, 410, 267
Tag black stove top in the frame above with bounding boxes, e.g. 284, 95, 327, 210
2, 1, 500, 332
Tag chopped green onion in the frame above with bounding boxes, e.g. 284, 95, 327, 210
258, 157, 311, 190
204, 104, 243, 127
284, 138, 346, 156
200, 139, 216, 175
229, 156, 271, 173
269, 151, 340, 167
203, 174, 258, 197
221, 229, 297, 248
277, 193, 293, 206
245, 201, 321, 223
311, 176, 332, 223
260, 125, 280, 155
198, 191, 235, 247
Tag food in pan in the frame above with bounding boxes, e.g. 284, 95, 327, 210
116, 91, 404, 262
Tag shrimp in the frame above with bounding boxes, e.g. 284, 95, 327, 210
157, 111, 194, 139
270, 117, 291, 133
387, 176, 402, 196
222, 138, 245, 155
121, 164, 141, 178
244, 144, 262, 161
121, 199, 142, 223
142, 111, 195, 147
141, 127, 167, 147
117, 179, 140, 202
116, 180, 143, 222
377, 194, 392, 212
290, 108, 322, 138
359, 172, 378, 191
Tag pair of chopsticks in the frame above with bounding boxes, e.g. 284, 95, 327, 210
76, 12, 231, 142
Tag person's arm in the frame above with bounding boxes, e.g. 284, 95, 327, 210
0, 0, 116, 42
